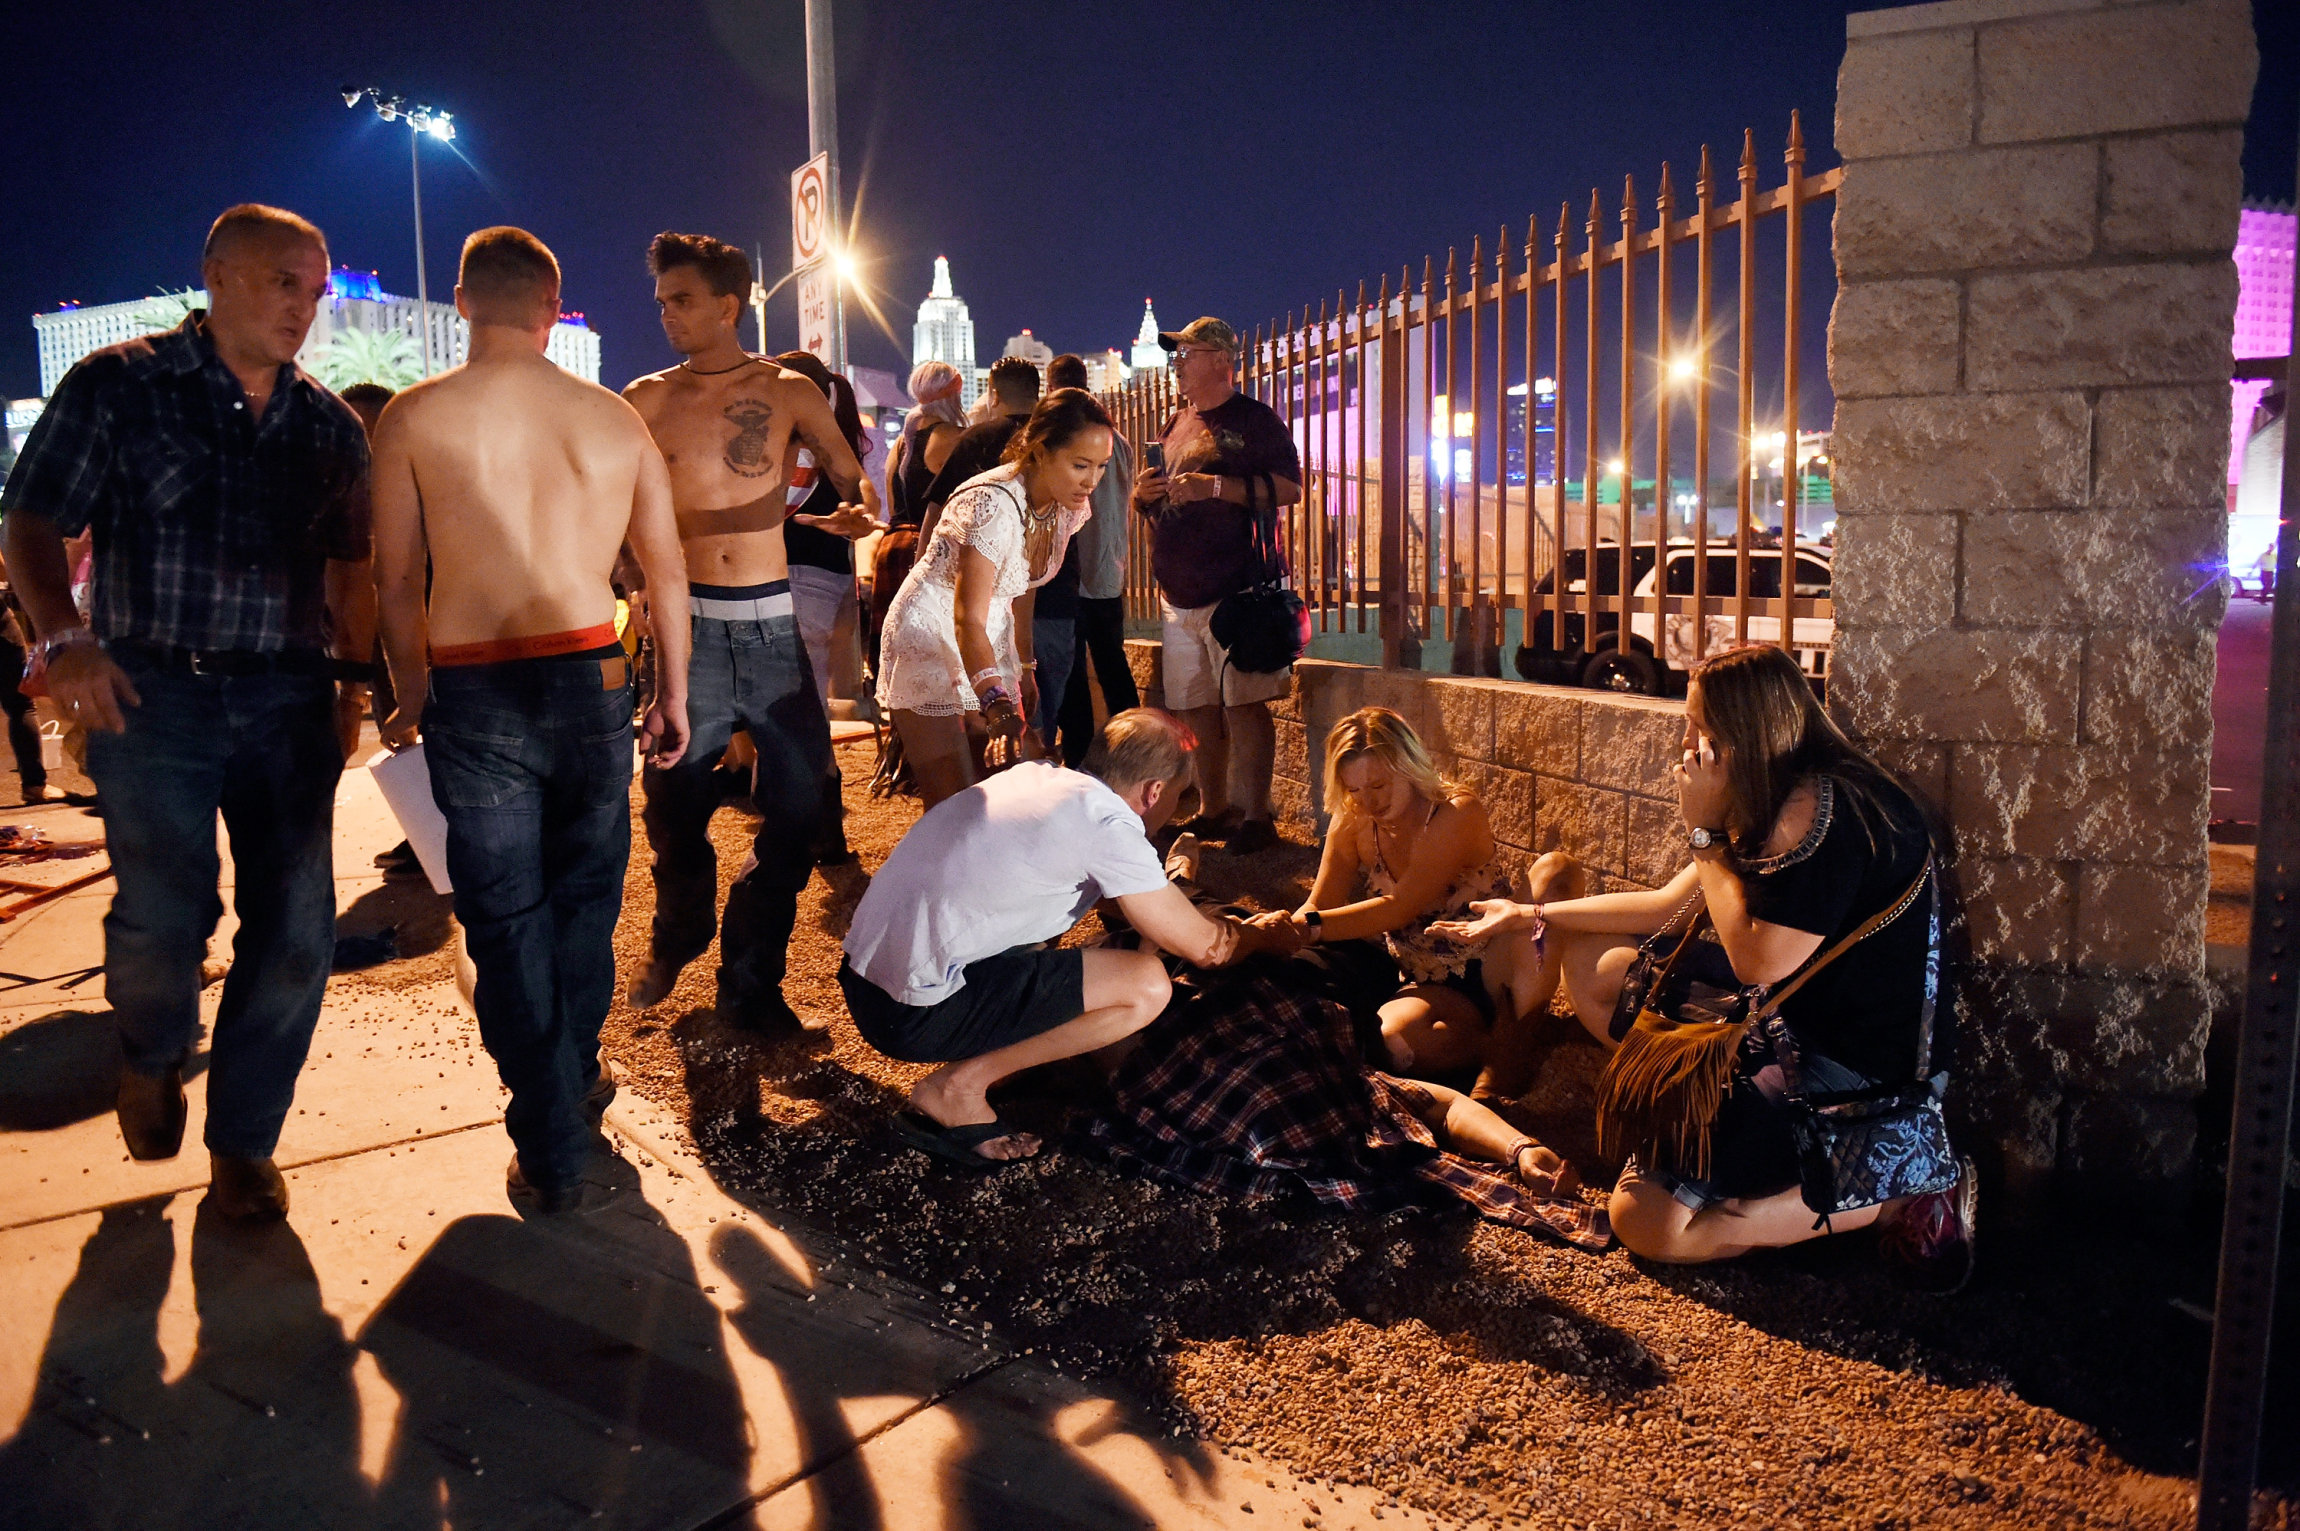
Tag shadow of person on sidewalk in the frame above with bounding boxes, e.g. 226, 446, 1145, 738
0, 1195, 367, 1531
0, 1010, 207, 1132
360, 1174, 760, 1530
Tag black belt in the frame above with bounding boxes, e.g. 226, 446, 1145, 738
108, 638, 374, 681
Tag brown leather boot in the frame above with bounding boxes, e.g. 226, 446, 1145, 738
116, 1065, 187, 1161
204, 1154, 289, 1220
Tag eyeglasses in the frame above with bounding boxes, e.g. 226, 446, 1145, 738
1171, 347, 1227, 364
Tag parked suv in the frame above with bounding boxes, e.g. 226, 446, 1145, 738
1514, 539, 1834, 696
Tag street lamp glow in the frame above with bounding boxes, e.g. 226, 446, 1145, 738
832, 248, 859, 283
342, 86, 458, 377
1667, 356, 1696, 382
1606, 458, 1625, 476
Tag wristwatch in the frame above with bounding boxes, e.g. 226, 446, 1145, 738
1300, 908, 1324, 943
1688, 826, 1727, 853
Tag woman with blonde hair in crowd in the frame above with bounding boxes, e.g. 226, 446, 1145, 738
875, 389, 1114, 806
1432, 644, 1973, 1286
887, 361, 968, 529
1261, 706, 1572, 1094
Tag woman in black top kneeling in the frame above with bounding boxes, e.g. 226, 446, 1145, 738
1436, 645, 1973, 1286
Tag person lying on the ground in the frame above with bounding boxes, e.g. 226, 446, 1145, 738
1431, 644, 1973, 1289
838, 707, 1300, 1166
1255, 706, 1569, 1098
1087, 927, 1606, 1250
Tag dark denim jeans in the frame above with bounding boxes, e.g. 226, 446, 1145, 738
424, 654, 633, 1192
640, 612, 834, 1014
0, 636, 44, 787
1031, 615, 1076, 746
1057, 597, 1141, 766
87, 655, 342, 1159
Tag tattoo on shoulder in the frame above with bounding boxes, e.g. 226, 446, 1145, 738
723, 399, 775, 479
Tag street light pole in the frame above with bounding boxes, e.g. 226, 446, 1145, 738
803, 0, 846, 372
343, 86, 456, 378
408, 126, 430, 376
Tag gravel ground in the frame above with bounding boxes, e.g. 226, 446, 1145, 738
346, 739, 2298, 1530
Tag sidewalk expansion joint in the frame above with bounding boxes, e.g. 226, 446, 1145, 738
0, 1117, 502, 1235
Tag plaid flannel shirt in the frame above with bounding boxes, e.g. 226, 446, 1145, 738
1090, 966, 1611, 1251
0, 314, 371, 653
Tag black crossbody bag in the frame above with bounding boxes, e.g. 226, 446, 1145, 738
1209, 477, 1308, 676
1777, 859, 1958, 1221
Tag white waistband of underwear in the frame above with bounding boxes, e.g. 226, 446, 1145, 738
691, 589, 796, 622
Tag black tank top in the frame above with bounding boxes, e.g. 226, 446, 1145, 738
893, 420, 944, 528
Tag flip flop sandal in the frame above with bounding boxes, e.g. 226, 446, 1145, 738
892, 1109, 1036, 1171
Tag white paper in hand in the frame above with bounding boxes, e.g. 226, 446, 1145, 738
368, 744, 454, 895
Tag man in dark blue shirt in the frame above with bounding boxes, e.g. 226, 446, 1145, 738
0, 204, 375, 1220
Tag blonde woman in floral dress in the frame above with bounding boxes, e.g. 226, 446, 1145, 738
1266, 707, 1574, 1092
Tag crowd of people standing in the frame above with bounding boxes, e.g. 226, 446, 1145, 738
0, 200, 1974, 1290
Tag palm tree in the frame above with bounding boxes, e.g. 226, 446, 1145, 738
313, 326, 424, 392
134, 288, 201, 335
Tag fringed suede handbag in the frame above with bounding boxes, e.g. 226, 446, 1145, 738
1594, 858, 1935, 1184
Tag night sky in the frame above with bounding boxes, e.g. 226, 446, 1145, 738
3, 0, 2293, 408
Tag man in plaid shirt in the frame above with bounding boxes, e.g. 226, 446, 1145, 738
0, 204, 374, 1220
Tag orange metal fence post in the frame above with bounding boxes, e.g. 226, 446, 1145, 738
1693, 144, 1714, 661
1735, 128, 1757, 648
1780, 110, 1806, 654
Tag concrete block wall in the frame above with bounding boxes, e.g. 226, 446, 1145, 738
1827, 0, 2256, 1197
1124, 643, 1686, 894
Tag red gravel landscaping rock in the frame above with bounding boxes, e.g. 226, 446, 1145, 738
550, 739, 2295, 1531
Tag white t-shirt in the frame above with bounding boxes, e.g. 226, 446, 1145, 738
844, 761, 1172, 1006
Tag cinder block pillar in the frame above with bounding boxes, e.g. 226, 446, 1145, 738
1827, 0, 2257, 1199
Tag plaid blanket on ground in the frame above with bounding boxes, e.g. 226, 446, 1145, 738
1087, 967, 1611, 1251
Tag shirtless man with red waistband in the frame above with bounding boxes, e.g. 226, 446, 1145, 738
619, 232, 870, 1039
370, 225, 691, 1214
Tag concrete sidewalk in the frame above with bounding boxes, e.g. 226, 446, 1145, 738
0, 753, 1442, 1530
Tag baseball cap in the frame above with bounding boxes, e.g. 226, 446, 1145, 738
1158, 316, 1239, 355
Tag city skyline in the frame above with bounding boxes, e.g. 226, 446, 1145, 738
0, 2, 2290, 405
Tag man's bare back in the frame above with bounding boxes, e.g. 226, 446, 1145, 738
623, 357, 857, 586
379, 350, 661, 646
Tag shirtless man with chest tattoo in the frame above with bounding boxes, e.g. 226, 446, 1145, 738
620, 232, 868, 1037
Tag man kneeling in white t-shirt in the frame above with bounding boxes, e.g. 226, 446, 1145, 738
840, 708, 1294, 1167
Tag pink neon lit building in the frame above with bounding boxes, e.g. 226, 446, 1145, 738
2231, 204, 2295, 489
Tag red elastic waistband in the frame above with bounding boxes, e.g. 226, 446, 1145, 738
430, 623, 620, 669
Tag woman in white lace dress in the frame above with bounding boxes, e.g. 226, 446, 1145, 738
877, 389, 1115, 805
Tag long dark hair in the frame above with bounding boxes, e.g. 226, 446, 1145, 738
775, 350, 872, 464
1001, 387, 1114, 471
1689, 644, 1914, 858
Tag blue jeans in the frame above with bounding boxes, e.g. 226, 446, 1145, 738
87, 655, 342, 1159
640, 613, 835, 1014
424, 652, 633, 1192
1032, 615, 1076, 746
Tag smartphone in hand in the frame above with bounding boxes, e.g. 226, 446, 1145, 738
1143, 441, 1165, 472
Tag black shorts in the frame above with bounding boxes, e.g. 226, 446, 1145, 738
838, 946, 1087, 1063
